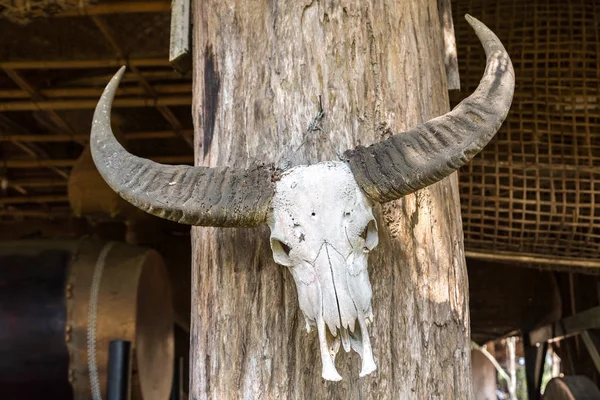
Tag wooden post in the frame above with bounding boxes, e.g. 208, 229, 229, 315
191, 1, 472, 397
471, 347, 498, 400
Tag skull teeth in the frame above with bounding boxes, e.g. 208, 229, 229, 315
316, 316, 376, 381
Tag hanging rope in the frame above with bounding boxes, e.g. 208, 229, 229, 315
87, 241, 116, 400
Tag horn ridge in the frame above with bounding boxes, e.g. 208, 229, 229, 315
344, 14, 515, 203
90, 66, 274, 227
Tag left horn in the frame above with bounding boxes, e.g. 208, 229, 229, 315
90, 66, 274, 227
344, 15, 514, 203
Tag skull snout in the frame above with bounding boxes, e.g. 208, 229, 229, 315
309, 242, 376, 380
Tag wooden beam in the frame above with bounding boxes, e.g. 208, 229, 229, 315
0, 195, 69, 205
0, 83, 191, 99
581, 331, 600, 375
528, 306, 600, 345
0, 209, 72, 218
0, 58, 169, 70
4, 155, 194, 168
66, 71, 189, 86
0, 96, 192, 111
92, 16, 193, 149
2, 68, 79, 142
57, 1, 170, 17
465, 250, 600, 269
0, 130, 194, 143
7, 180, 67, 188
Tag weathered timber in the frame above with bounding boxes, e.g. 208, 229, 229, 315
0, 96, 192, 111
529, 306, 600, 345
191, 0, 472, 398
57, 1, 170, 17
169, 0, 192, 74
0, 58, 169, 70
0, 130, 193, 143
4, 155, 193, 168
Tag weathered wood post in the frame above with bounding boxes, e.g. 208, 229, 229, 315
190, 0, 472, 397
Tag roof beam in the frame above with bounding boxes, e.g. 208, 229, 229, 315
91, 15, 193, 149
0, 58, 170, 70
0, 129, 194, 143
0, 83, 191, 99
0, 96, 192, 111
4, 155, 194, 168
57, 1, 171, 17
466, 249, 600, 269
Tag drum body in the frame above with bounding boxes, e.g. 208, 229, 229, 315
0, 240, 174, 400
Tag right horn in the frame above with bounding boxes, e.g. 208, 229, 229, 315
344, 14, 514, 203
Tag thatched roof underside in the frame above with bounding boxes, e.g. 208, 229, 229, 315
0, 0, 193, 220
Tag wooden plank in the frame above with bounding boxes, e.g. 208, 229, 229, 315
581, 331, 600, 375
0, 58, 169, 70
169, 0, 192, 74
466, 250, 600, 269
0, 84, 191, 99
58, 1, 170, 17
0, 129, 193, 143
0, 96, 192, 111
4, 155, 193, 168
529, 306, 600, 345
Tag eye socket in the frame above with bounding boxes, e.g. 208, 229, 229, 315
360, 220, 379, 250
270, 238, 293, 267
272, 239, 291, 256
279, 241, 291, 256
360, 226, 369, 241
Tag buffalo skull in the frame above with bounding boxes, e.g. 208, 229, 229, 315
90, 15, 514, 381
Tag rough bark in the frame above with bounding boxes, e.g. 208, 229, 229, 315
191, 0, 472, 398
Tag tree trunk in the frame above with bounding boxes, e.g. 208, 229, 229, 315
191, 0, 472, 398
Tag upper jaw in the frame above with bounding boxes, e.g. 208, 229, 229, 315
299, 245, 377, 381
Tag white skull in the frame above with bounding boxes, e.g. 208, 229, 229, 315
268, 161, 379, 381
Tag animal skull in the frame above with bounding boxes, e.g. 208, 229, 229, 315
268, 162, 378, 380
89, 16, 514, 381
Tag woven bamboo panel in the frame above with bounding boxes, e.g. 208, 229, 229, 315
451, 0, 600, 259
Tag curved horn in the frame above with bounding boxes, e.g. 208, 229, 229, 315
90, 66, 274, 227
344, 15, 514, 203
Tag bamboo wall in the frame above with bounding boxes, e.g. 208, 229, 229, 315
452, 0, 600, 261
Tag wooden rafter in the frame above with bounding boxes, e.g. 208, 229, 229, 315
0, 96, 192, 111
3, 155, 194, 168
57, 1, 171, 17
91, 16, 194, 149
0, 115, 70, 180
0, 83, 191, 100
2, 68, 79, 141
0, 58, 171, 70
0, 129, 194, 143
0, 195, 69, 205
